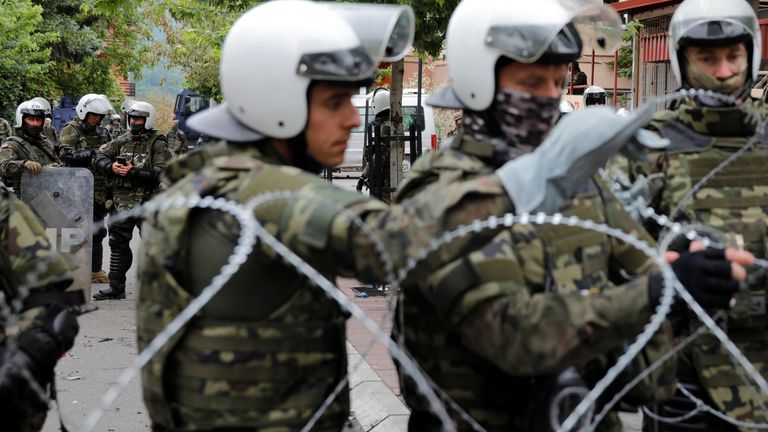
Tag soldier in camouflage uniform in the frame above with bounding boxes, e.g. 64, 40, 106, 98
357, 89, 392, 199
134, 2, 668, 431
393, 1, 753, 431
0, 184, 80, 431
94, 101, 171, 300
631, 1, 768, 430
107, 114, 124, 141
0, 116, 13, 140
59, 93, 113, 284
166, 120, 187, 158
0, 100, 61, 197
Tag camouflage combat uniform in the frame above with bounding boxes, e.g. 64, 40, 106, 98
0, 186, 74, 431
106, 123, 125, 141
358, 115, 392, 199
636, 99, 768, 430
0, 118, 13, 140
0, 130, 61, 197
95, 130, 170, 292
59, 117, 112, 275
166, 126, 188, 158
393, 134, 677, 432
137, 141, 519, 431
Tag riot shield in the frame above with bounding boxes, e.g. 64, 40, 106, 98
21, 168, 93, 298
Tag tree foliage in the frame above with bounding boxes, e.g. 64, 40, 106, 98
0, 0, 150, 119
154, 0, 458, 99
0, 0, 56, 116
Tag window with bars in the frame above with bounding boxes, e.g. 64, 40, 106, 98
642, 16, 672, 35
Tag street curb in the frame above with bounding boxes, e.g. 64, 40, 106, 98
347, 342, 410, 431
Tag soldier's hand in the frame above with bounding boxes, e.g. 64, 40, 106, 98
23, 160, 42, 175
495, 107, 669, 214
112, 161, 133, 176
649, 246, 753, 311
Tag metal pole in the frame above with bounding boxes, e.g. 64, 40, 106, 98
614, 50, 619, 108
569, 62, 575, 95
416, 58, 423, 158
591, 49, 596, 85
631, 32, 637, 110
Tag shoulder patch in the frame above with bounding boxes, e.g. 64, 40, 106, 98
99, 144, 108, 151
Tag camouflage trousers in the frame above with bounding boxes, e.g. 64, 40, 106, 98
108, 196, 142, 286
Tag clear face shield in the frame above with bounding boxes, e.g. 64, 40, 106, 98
83, 97, 113, 116
324, 4, 415, 62
485, 0, 622, 64
298, 4, 416, 83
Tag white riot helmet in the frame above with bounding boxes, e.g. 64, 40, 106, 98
428, 0, 622, 110
30, 97, 52, 117
583, 86, 607, 106
15, 100, 47, 128
110, 113, 121, 122
126, 101, 157, 131
559, 100, 575, 114
669, 0, 760, 86
372, 89, 390, 116
188, 0, 415, 142
76, 93, 112, 120
121, 99, 136, 114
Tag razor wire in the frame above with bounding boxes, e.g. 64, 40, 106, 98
3, 88, 768, 432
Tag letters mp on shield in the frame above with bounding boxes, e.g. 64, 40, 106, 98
21, 168, 94, 298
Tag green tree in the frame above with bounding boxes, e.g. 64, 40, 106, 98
0, 0, 57, 118
608, 19, 642, 79
30, 0, 151, 101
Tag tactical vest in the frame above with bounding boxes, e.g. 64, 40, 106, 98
138, 149, 351, 431
0, 136, 59, 192
394, 136, 657, 431
110, 133, 166, 205
657, 114, 768, 422
62, 121, 110, 203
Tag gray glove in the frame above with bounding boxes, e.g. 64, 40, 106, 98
496, 106, 668, 214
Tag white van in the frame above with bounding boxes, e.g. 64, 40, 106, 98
342, 88, 437, 170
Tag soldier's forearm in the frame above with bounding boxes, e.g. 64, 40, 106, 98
349, 175, 515, 283
459, 281, 651, 376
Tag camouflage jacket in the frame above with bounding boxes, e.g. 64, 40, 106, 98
0, 186, 73, 339
59, 118, 111, 203
636, 99, 768, 424
137, 141, 518, 430
0, 131, 61, 196
106, 124, 124, 141
95, 130, 171, 207
165, 127, 187, 157
393, 134, 674, 431
0, 118, 13, 140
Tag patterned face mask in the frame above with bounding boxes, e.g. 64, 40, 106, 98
463, 89, 561, 154
684, 51, 748, 97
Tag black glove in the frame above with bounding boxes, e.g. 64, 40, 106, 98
648, 248, 739, 311
63, 149, 95, 168
127, 166, 159, 187
0, 345, 48, 415
17, 303, 79, 381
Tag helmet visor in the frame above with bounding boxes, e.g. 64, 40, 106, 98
81, 97, 113, 116
127, 108, 151, 118
325, 4, 415, 62
670, 0, 758, 49
20, 108, 46, 118
486, 0, 622, 63
297, 46, 376, 82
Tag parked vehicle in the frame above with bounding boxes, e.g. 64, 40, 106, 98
343, 88, 437, 170
173, 89, 210, 147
